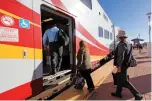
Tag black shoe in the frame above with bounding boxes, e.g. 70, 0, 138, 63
111, 92, 122, 98
88, 88, 95, 92
135, 95, 143, 100
51, 70, 56, 75
51, 72, 55, 75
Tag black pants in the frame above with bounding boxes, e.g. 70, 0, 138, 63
49, 42, 63, 73
80, 69, 95, 89
116, 64, 141, 97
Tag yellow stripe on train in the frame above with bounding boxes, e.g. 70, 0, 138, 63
0, 44, 42, 59
0, 44, 105, 60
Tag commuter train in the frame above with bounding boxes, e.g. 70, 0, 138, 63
0, 0, 119, 100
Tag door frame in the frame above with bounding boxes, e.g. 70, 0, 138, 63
40, 4, 76, 73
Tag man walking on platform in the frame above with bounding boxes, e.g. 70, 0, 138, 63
112, 30, 143, 100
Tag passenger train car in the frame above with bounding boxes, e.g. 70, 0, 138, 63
0, 0, 118, 100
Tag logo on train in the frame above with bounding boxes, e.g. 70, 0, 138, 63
1, 15, 14, 26
19, 18, 30, 29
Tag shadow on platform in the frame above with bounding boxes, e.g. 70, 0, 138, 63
137, 60, 151, 64
136, 56, 151, 59
88, 74, 151, 100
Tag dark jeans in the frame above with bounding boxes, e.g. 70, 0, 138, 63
80, 69, 95, 89
116, 64, 141, 97
49, 42, 63, 73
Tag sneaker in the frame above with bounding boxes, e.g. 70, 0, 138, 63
135, 95, 143, 100
111, 92, 122, 98
57, 67, 61, 72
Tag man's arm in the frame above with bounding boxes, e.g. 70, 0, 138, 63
43, 30, 48, 47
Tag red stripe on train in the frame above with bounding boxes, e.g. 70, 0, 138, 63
51, 0, 109, 52
0, 0, 40, 25
76, 37, 108, 56
0, 13, 42, 49
76, 22, 109, 52
0, 0, 109, 52
51, 0, 68, 11
0, 11, 107, 55
0, 78, 43, 100
0, 59, 100, 100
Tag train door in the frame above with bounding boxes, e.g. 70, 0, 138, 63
40, 4, 75, 92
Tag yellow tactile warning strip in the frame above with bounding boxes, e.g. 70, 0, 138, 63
0, 44, 42, 59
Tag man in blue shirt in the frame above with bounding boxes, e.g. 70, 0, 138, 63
43, 21, 63, 75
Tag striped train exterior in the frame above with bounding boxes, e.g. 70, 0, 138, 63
0, 0, 118, 99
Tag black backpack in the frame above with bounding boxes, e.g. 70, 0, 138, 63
114, 42, 137, 68
125, 44, 137, 67
58, 29, 69, 46
123, 43, 137, 67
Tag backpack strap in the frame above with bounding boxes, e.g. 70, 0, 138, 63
127, 44, 133, 65
114, 45, 118, 66
54, 29, 59, 42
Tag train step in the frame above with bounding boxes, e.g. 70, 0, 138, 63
43, 70, 71, 81
43, 74, 71, 91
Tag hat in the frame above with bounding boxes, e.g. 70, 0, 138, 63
117, 30, 128, 38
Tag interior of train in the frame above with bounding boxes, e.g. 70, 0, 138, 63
40, 5, 74, 90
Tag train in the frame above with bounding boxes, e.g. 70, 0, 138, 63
0, 0, 119, 100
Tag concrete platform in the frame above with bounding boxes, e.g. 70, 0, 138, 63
53, 59, 114, 100
88, 48, 152, 100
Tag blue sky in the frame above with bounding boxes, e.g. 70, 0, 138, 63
98, 0, 151, 42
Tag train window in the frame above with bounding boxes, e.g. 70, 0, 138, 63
99, 12, 101, 15
80, 0, 92, 9
98, 27, 103, 37
110, 32, 113, 40
103, 13, 108, 22
104, 30, 109, 39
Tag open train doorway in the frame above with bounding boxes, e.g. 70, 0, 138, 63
40, 5, 74, 91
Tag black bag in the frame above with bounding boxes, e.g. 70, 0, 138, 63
112, 72, 118, 85
58, 29, 69, 46
124, 44, 137, 67
128, 55, 137, 67
73, 72, 85, 90
116, 42, 137, 68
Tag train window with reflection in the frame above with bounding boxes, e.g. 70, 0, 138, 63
110, 32, 113, 40
98, 26, 103, 37
104, 30, 109, 39
80, 0, 92, 9
103, 13, 108, 22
